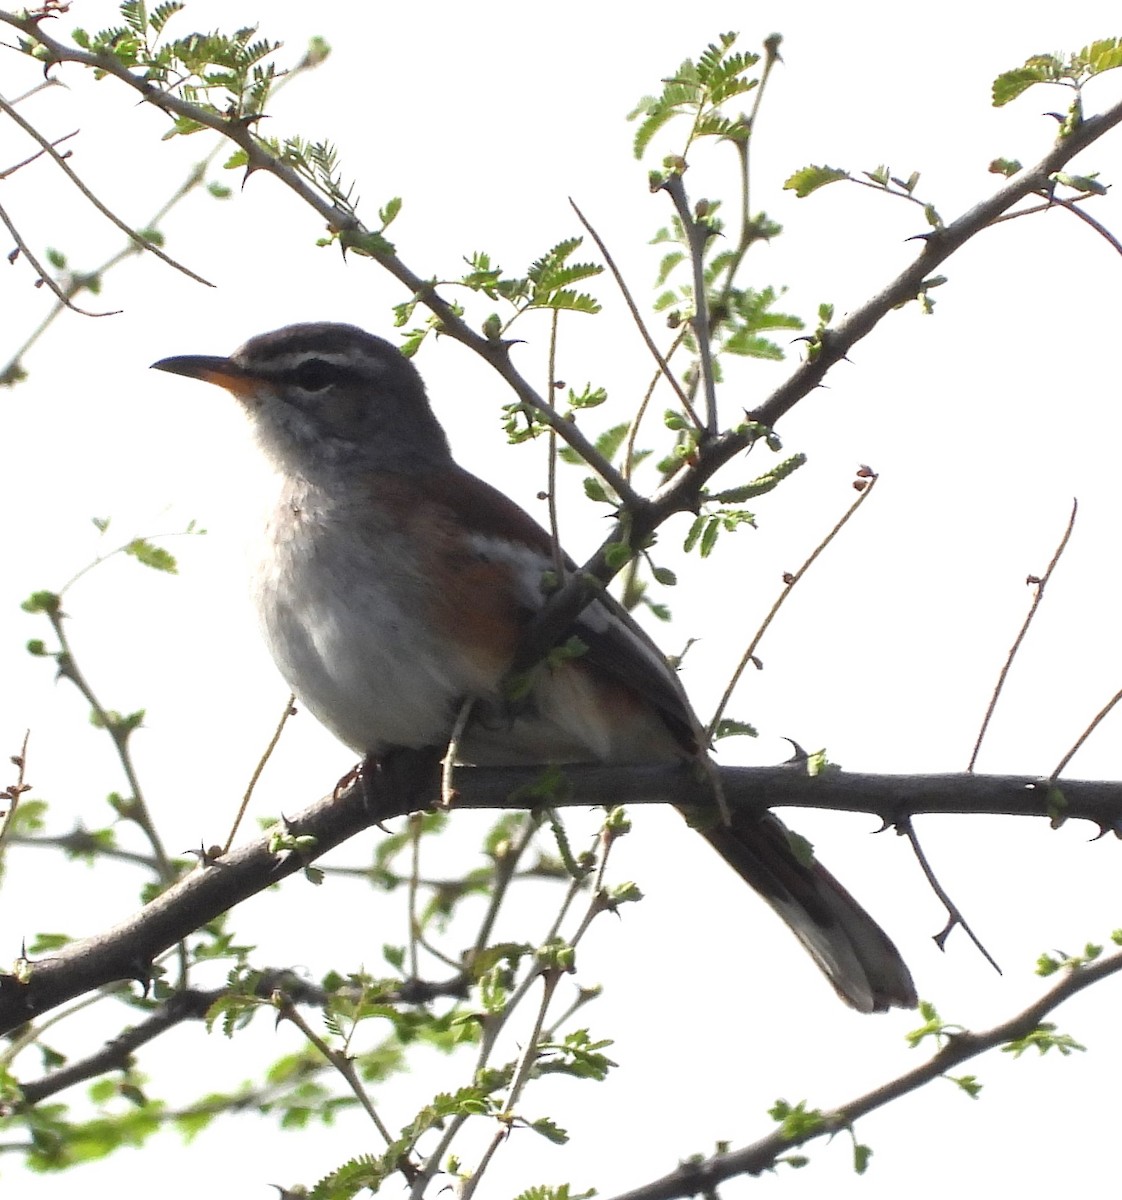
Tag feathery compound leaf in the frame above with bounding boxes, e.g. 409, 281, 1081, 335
149, 3, 185, 34
309, 1153, 383, 1200
992, 62, 1058, 105
711, 453, 807, 502
1084, 37, 1122, 74
784, 164, 850, 197
535, 289, 601, 314
125, 538, 178, 573
121, 1, 146, 34
628, 32, 760, 158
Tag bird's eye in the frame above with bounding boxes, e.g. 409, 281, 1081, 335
293, 358, 335, 392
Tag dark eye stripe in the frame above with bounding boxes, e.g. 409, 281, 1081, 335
291, 358, 337, 392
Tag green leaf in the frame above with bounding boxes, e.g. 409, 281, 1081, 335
713, 718, 758, 740
711, 453, 807, 502
583, 477, 610, 503
947, 1074, 983, 1098
528, 1116, 569, 1144
769, 1098, 825, 1140
21, 590, 61, 614
992, 61, 1057, 106
124, 538, 178, 573
1085, 37, 1122, 75
1002, 1023, 1085, 1058
27, 932, 72, 954
784, 165, 849, 198
1051, 171, 1108, 195
150, 3, 186, 35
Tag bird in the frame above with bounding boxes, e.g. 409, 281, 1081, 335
152, 322, 917, 1012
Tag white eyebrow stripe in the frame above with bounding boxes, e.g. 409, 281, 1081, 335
235, 350, 359, 372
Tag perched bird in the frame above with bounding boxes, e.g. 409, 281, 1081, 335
152, 322, 916, 1012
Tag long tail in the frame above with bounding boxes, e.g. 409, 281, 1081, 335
696, 810, 916, 1012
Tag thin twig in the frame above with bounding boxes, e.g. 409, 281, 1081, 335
223, 693, 296, 854
569, 197, 703, 430
0, 197, 120, 315
439, 697, 475, 808
1049, 193, 1122, 256
712, 33, 781, 316
1051, 683, 1122, 781
407, 812, 424, 981
707, 470, 879, 740
988, 189, 1122, 256
898, 816, 1001, 972
2, 158, 212, 381
968, 499, 1078, 771
0, 92, 213, 284
1, 6, 637, 498
602, 948, 1122, 1200
408, 815, 544, 1200
545, 308, 565, 574
623, 326, 689, 484
0, 731, 31, 871
45, 609, 173, 884
459, 968, 564, 1200
0, 126, 75, 179
276, 998, 420, 1184
661, 174, 719, 434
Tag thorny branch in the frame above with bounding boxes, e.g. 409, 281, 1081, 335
3, 761, 1122, 1036
602, 947, 1122, 1200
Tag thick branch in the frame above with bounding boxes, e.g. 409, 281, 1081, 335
2, 762, 1119, 1036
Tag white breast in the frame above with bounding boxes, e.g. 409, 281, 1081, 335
247, 474, 487, 755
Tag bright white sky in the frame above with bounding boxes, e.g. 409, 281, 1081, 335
3, 1, 1122, 1197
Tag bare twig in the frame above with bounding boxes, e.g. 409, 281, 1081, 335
223, 693, 296, 854
2, 158, 212, 382
989, 189, 1122, 257
0, 11, 640, 502
44, 608, 173, 884
1048, 192, 1122, 256
623, 326, 689, 484
1051, 684, 1122, 781
0, 126, 75, 179
602, 949, 1122, 1200
0, 731, 31, 869
569, 197, 703, 430
713, 33, 782, 315
545, 308, 565, 573
0, 92, 213, 284
707, 469, 879, 740
439, 697, 475, 809
898, 817, 1001, 972
968, 499, 1078, 771
0, 197, 120, 315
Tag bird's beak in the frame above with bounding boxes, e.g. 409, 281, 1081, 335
150, 354, 260, 399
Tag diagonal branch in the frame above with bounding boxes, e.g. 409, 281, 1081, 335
0, 197, 120, 316
968, 499, 1078, 771
602, 948, 1122, 1200
0, 10, 637, 505
0, 92, 213, 285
